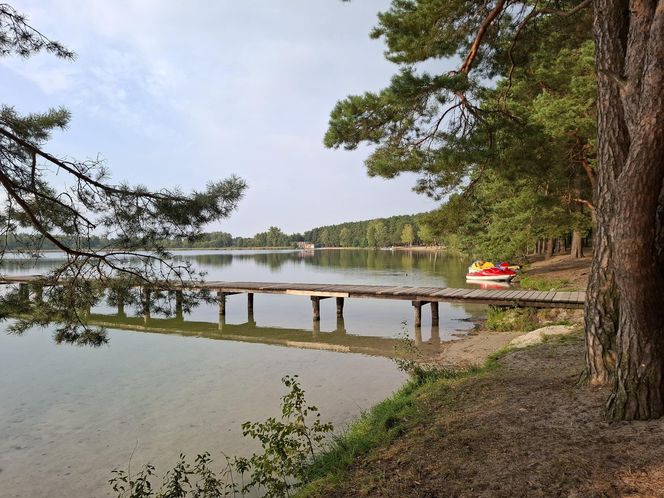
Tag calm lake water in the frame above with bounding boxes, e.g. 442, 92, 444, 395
0, 249, 487, 497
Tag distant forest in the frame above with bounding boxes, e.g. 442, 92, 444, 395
4, 213, 439, 251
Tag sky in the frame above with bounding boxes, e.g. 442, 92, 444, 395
1, 1, 440, 236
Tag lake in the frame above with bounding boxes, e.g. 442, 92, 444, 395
0, 249, 487, 497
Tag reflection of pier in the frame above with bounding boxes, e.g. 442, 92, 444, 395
81, 312, 443, 359
2, 277, 585, 331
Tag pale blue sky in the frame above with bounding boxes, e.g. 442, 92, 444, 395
2, 1, 439, 236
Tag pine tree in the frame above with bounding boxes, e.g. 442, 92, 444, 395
0, 5, 246, 344
326, 0, 664, 420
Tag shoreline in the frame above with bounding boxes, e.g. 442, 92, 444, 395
3, 245, 448, 254
297, 255, 599, 496
299, 332, 664, 497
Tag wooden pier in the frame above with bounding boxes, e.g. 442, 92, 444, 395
0, 276, 585, 327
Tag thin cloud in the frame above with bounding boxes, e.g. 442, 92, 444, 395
3, 1, 438, 236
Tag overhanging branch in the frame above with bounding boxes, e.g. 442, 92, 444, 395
0, 126, 185, 202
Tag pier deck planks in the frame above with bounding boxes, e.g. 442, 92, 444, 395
0, 276, 585, 309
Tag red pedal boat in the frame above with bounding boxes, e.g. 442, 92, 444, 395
466, 266, 517, 282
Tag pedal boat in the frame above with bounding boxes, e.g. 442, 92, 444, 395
466, 266, 517, 282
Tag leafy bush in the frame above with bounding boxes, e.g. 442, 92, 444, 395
109, 375, 333, 498
392, 324, 446, 385
239, 375, 333, 496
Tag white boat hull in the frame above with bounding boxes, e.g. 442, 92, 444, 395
467, 281, 512, 289
466, 274, 515, 282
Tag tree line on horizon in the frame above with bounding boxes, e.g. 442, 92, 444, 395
3, 205, 588, 254
2, 214, 437, 251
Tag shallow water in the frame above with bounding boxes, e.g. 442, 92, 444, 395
0, 249, 488, 497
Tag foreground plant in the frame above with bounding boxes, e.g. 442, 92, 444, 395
110, 375, 333, 498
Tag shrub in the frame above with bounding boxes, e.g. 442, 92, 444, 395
109, 375, 333, 498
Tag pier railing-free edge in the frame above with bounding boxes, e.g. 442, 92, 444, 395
0, 275, 585, 328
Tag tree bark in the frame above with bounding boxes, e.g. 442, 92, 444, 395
584, 0, 630, 387
608, 153, 664, 419
544, 237, 554, 259
593, 0, 664, 419
571, 230, 584, 258
584, 206, 618, 385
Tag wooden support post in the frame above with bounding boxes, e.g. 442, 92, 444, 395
217, 291, 226, 317
412, 300, 424, 328
175, 290, 183, 319
313, 320, 320, 336
311, 296, 320, 322
430, 325, 441, 348
336, 297, 344, 318
414, 325, 422, 346
431, 301, 439, 326
311, 296, 321, 322
247, 293, 254, 314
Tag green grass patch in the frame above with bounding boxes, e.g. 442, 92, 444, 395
516, 274, 573, 291
297, 334, 586, 497
297, 363, 495, 496
485, 306, 579, 333
541, 327, 584, 345
485, 307, 541, 332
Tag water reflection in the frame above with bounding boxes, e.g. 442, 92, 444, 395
1, 249, 473, 288
184, 249, 469, 285
0, 322, 408, 498
82, 309, 444, 359
0, 249, 486, 340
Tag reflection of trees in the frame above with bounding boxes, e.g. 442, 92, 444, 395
191, 252, 298, 271
190, 249, 469, 286
188, 254, 234, 267
306, 250, 466, 280
0, 258, 64, 273
2, 250, 471, 287
186, 250, 469, 284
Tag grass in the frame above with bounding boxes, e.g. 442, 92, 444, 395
485, 306, 541, 332
298, 334, 585, 497
516, 274, 573, 291
296, 357, 504, 496
485, 306, 579, 333
297, 321, 584, 495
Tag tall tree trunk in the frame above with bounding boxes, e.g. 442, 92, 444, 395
544, 237, 554, 259
571, 230, 584, 258
584, 205, 618, 385
594, 0, 664, 419
608, 150, 664, 419
584, 0, 630, 387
